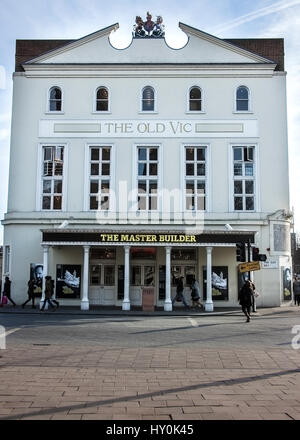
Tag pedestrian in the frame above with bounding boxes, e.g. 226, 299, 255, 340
172, 276, 189, 308
249, 280, 257, 312
50, 279, 59, 308
238, 280, 254, 322
190, 277, 203, 309
40, 276, 56, 311
293, 276, 300, 306
22, 279, 36, 309
2, 276, 17, 306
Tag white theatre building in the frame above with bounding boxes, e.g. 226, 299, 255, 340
2, 17, 293, 310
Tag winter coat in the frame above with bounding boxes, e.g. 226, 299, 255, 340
239, 284, 254, 307
293, 280, 300, 296
45, 279, 53, 299
191, 281, 200, 300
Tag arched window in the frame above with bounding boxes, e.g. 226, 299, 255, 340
189, 87, 202, 111
236, 86, 249, 111
96, 87, 109, 111
142, 86, 155, 111
49, 87, 62, 112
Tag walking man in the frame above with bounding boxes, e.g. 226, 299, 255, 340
172, 276, 189, 308
41, 276, 56, 311
3, 276, 16, 306
239, 280, 254, 322
22, 279, 36, 308
293, 276, 300, 306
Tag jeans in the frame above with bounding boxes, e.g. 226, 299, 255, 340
41, 298, 56, 310
172, 292, 189, 307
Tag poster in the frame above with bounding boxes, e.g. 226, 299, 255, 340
282, 267, 292, 301
56, 265, 81, 298
203, 266, 228, 301
30, 263, 43, 297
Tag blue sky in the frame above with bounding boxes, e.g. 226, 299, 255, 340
1, 0, 300, 243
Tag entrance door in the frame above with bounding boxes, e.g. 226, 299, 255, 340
130, 264, 156, 306
171, 265, 196, 305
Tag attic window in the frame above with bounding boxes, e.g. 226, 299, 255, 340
96, 87, 109, 111
49, 87, 62, 112
236, 86, 249, 111
189, 87, 202, 111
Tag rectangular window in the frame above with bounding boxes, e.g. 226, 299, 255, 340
90, 265, 101, 285
89, 146, 111, 210
233, 146, 255, 211
131, 266, 141, 285
185, 146, 206, 211
137, 147, 158, 211
42, 146, 64, 210
104, 266, 115, 286
4, 245, 10, 273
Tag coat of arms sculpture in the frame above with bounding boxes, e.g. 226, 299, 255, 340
133, 12, 165, 38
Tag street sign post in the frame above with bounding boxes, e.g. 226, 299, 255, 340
238, 261, 261, 273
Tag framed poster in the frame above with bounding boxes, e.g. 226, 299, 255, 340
30, 263, 43, 297
56, 265, 81, 298
282, 266, 292, 301
203, 266, 228, 301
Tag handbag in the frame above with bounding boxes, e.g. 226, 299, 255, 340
1, 295, 8, 305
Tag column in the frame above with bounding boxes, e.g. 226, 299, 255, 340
40, 245, 49, 309
122, 245, 130, 311
164, 246, 172, 311
81, 245, 90, 310
205, 246, 214, 312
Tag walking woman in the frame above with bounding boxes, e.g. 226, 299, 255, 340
3, 276, 17, 306
238, 280, 254, 322
40, 276, 56, 311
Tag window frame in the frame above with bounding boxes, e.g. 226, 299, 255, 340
4, 245, 10, 274
181, 144, 210, 213
88, 145, 112, 212
140, 86, 157, 113
84, 144, 115, 212
234, 85, 251, 113
46, 86, 64, 114
135, 144, 160, 213
187, 86, 204, 113
229, 143, 260, 212
37, 143, 68, 212
93, 86, 111, 113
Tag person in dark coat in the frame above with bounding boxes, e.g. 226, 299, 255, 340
3, 276, 16, 306
40, 276, 56, 311
238, 280, 254, 322
293, 277, 300, 306
50, 279, 59, 308
22, 279, 36, 308
172, 276, 189, 308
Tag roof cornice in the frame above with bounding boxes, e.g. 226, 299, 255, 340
179, 22, 275, 64
24, 23, 119, 64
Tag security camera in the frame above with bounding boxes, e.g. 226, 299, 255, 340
225, 224, 233, 230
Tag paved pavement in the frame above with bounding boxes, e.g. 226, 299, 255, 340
0, 305, 299, 420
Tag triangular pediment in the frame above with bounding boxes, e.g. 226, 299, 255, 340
23, 22, 275, 68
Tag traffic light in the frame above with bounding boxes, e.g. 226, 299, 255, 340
252, 247, 259, 261
236, 243, 246, 262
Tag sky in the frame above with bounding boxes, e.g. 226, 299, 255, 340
0, 0, 300, 244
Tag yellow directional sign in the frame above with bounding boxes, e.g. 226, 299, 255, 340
238, 261, 261, 273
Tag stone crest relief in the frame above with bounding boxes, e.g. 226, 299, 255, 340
134, 12, 165, 38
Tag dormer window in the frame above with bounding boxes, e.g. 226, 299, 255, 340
236, 86, 249, 111
96, 87, 109, 112
189, 87, 202, 111
142, 86, 155, 111
49, 87, 62, 112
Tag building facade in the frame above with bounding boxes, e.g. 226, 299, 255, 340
2, 18, 293, 310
